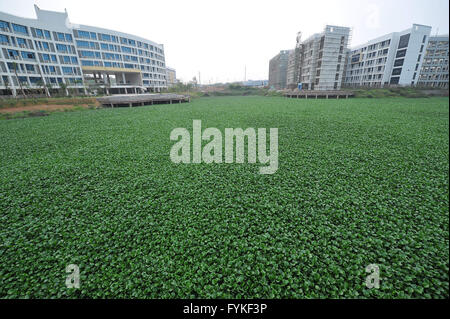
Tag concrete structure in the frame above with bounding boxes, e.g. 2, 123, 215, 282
286, 49, 297, 89
97, 93, 189, 107
418, 35, 449, 88
166, 67, 176, 87
343, 24, 432, 88
269, 50, 291, 89
292, 26, 351, 90
285, 90, 354, 99
0, 5, 167, 96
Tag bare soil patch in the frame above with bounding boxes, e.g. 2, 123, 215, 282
0, 104, 90, 114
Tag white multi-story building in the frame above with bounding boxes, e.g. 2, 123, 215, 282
343, 24, 432, 88
0, 5, 167, 96
289, 26, 351, 91
418, 35, 449, 88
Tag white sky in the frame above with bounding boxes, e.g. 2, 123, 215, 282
1, 0, 448, 83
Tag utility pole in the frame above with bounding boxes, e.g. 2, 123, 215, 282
198, 71, 201, 86
244, 65, 246, 82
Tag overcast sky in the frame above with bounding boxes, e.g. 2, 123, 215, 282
1, 0, 448, 83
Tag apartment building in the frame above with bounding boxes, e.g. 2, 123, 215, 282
343, 24, 432, 88
417, 35, 449, 88
292, 26, 351, 90
0, 5, 167, 96
286, 49, 297, 89
269, 50, 291, 89
166, 67, 177, 87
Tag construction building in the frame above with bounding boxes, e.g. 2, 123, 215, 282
166, 67, 177, 87
286, 49, 297, 89
289, 25, 351, 90
0, 5, 167, 97
417, 35, 449, 88
269, 50, 291, 89
343, 24, 432, 88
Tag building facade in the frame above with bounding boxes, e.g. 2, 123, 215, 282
0, 5, 167, 96
241, 80, 268, 87
292, 26, 351, 90
417, 35, 449, 88
343, 24, 432, 88
286, 49, 297, 89
268, 50, 291, 89
166, 67, 176, 87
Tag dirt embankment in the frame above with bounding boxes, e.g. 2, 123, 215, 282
0, 104, 92, 113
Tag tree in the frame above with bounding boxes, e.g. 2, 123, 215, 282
74, 79, 85, 96
37, 64, 50, 98
46, 82, 53, 97
12, 62, 26, 99
59, 81, 68, 97
36, 79, 45, 96
3, 77, 11, 97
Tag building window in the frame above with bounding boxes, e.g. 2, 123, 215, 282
396, 49, 407, 58
81, 60, 94, 66
35, 28, 44, 38
80, 50, 94, 58
392, 68, 402, 76
78, 30, 91, 39
12, 23, 28, 35
76, 40, 89, 48
0, 34, 9, 44
100, 34, 111, 42
16, 37, 27, 46
0, 20, 10, 30
390, 76, 400, 84
25, 64, 35, 72
57, 32, 65, 41
62, 66, 74, 74
398, 34, 410, 49
394, 59, 405, 67
121, 46, 132, 53
21, 51, 35, 60
56, 44, 68, 53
